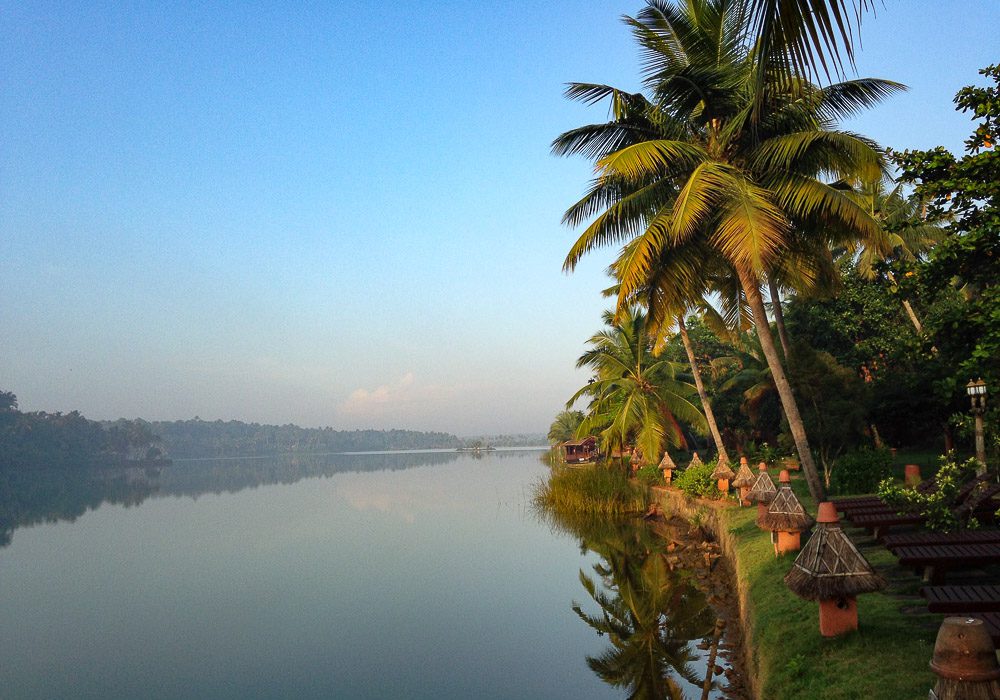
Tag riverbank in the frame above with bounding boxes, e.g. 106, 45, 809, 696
653, 474, 939, 699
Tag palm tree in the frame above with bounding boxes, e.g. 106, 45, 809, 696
569, 308, 707, 465
555, 0, 901, 500
847, 177, 943, 333
748, 0, 875, 88
605, 253, 732, 464
548, 410, 585, 446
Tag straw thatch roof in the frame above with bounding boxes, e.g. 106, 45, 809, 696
630, 447, 643, 465
732, 463, 756, 488
785, 522, 886, 600
757, 485, 814, 531
689, 452, 703, 468
711, 458, 735, 480
746, 470, 777, 504
658, 452, 676, 471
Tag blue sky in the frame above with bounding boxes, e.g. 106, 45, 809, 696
1, 1, 996, 435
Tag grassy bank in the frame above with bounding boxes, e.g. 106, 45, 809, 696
657, 473, 940, 699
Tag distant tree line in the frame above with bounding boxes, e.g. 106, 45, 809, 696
148, 418, 464, 458
0, 390, 164, 469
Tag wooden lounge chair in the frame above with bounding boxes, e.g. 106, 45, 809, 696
832, 479, 936, 514
922, 585, 1000, 613
883, 529, 1000, 552
893, 543, 1000, 584
851, 479, 1000, 538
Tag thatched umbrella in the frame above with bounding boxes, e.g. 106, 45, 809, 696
689, 451, 703, 468
785, 502, 886, 636
732, 462, 757, 506
746, 463, 777, 520
630, 447, 643, 473
758, 470, 813, 555
658, 451, 677, 484
711, 455, 735, 495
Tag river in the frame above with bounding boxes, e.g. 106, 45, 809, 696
0, 449, 742, 698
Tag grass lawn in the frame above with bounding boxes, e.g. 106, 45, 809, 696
717, 471, 942, 699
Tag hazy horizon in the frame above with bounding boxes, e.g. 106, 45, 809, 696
2, 1, 995, 435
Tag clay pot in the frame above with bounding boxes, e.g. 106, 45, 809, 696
904, 464, 922, 487
930, 617, 1000, 682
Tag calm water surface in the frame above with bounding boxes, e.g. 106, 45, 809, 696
0, 450, 738, 698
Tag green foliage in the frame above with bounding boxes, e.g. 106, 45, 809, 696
548, 410, 585, 446
534, 466, 648, 516
829, 447, 893, 495
786, 343, 869, 487
743, 441, 779, 467
150, 419, 461, 458
635, 464, 664, 486
891, 65, 1000, 427
568, 308, 706, 461
877, 454, 984, 532
672, 461, 720, 499
0, 392, 164, 469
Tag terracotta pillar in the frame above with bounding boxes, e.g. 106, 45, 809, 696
740, 485, 751, 507
717, 478, 730, 494
819, 597, 858, 637
775, 529, 801, 555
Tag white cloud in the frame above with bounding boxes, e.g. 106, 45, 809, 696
339, 372, 472, 422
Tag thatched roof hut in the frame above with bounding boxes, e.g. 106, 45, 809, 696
630, 447, 643, 467
785, 502, 886, 601
757, 470, 814, 532
732, 462, 756, 488
711, 456, 735, 481
746, 464, 777, 504
689, 452, 703, 468
658, 451, 676, 471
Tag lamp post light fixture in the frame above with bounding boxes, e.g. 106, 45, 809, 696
966, 378, 988, 473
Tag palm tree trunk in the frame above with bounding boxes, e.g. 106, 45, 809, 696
768, 278, 792, 361
901, 299, 923, 333
886, 271, 924, 333
678, 316, 730, 463
738, 266, 825, 501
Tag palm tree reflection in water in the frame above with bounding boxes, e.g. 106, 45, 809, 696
552, 512, 740, 699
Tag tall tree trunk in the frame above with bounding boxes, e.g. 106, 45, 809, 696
901, 299, 923, 334
678, 316, 730, 463
768, 277, 792, 361
886, 270, 924, 333
738, 266, 826, 501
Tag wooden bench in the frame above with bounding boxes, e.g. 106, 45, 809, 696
894, 543, 1000, 584
883, 529, 1000, 552
922, 585, 1000, 613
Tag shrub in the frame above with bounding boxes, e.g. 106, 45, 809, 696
877, 454, 983, 532
636, 464, 664, 486
829, 447, 893, 495
673, 460, 720, 499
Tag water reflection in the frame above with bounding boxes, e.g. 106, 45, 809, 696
544, 510, 742, 699
0, 449, 538, 549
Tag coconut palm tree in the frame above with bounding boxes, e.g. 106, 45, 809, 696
569, 308, 707, 465
605, 251, 733, 464
555, 0, 901, 500
846, 178, 943, 333
548, 410, 585, 446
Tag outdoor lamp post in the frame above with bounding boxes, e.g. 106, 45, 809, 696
966, 378, 988, 473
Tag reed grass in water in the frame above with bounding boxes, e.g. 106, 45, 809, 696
533, 465, 648, 516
